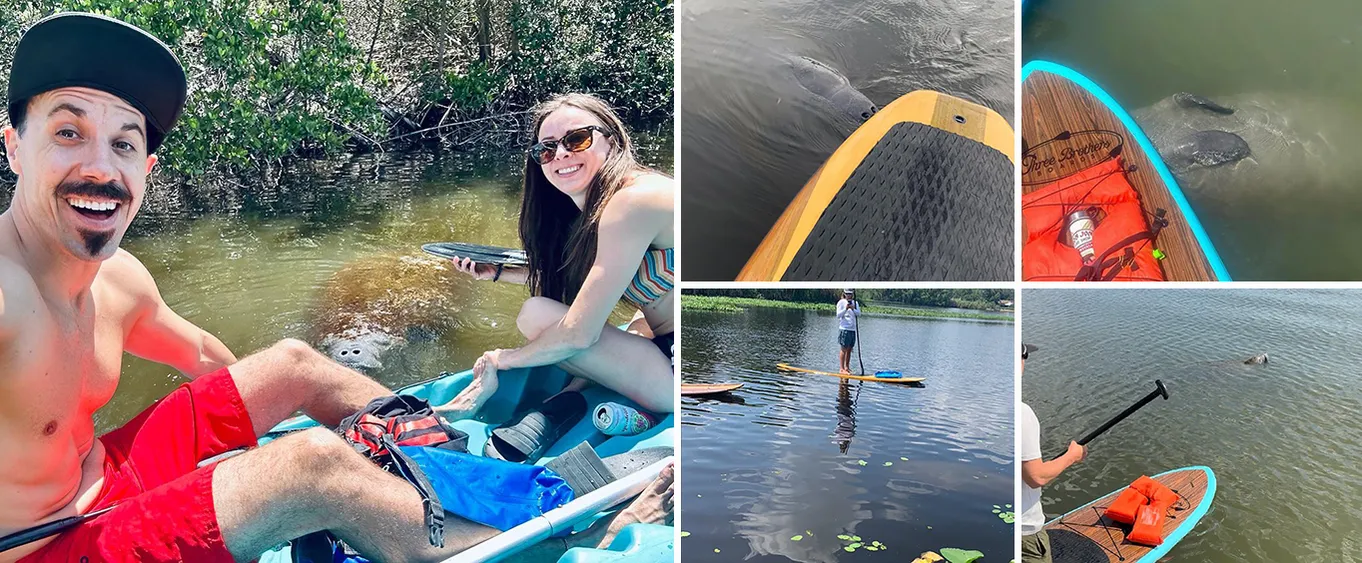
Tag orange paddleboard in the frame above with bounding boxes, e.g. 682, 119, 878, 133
682, 383, 744, 396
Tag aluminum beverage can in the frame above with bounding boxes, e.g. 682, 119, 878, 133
1067, 210, 1096, 264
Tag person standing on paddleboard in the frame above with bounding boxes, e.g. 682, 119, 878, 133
1019, 343, 1087, 563
836, 289, 860, 374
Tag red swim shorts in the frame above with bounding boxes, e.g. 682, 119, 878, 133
20, 367, 257, 563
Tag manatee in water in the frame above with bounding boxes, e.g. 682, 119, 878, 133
310, 253, 465, 373
1132, 91, 1362, 196
1244, 353, 1269, 365
785, 55, 878, 122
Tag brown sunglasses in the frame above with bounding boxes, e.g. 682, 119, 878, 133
529, 125, 611, 165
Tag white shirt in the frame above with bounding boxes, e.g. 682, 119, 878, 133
836, 298, 859, 331
1019, 402, 1045, 535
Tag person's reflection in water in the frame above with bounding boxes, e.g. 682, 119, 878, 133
833, 379, 861, 454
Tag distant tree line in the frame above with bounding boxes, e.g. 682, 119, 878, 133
685, 289, 1014, 310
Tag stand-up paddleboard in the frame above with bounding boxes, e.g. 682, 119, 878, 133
1020, 61, 1230, 281
422, 242, 529, 266
1045, 466, 1216, 562
738, 90, 1015, 282
776, 363, 924, 384
681, 383, 744, 396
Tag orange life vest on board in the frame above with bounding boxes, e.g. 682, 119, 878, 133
1021, 158, 1168, 281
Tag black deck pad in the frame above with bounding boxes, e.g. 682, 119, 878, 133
783, 122, 1013, 281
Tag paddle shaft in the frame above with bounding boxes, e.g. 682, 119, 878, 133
1077, 380, 1169, 446
0, 506, 115, 553
852, 300, 864, 376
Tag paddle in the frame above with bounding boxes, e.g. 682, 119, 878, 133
1077, 380, 1170, 446
0, 506, 115, 553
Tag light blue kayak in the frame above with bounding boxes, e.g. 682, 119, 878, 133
256, 363, 675, 563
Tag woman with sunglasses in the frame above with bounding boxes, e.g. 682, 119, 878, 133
442, 93, 675, 418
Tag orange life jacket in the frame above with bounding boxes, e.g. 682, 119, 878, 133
1104, 485, 1149, 524
1021, 158, 1168, 281
1124, 476, 1181, 546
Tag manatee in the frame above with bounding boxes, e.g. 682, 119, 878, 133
1162, 130, 1252, 172
310, 253, 465, 373
1244, 353, 1270, 365
785, 55, 877, 122
1132, 91, 1362, 196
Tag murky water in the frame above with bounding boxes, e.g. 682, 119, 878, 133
1024, 0, 1362, 280
75, 122, 674, 432
681, 0, 1015, 280
1022, 289, 1362, 560
680, 304, 1014, 561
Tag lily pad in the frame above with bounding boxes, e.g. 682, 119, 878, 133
850, 535, 862, 541
940, 548, 985, 563
858, 460, 868, 466
837, 534, 852, 541
884, 462, 893, 466
714, 549, 721, 553
791, 535, 803, 541
866, 546, 880, 551
844, 546, 856, 552
850, 543, 862, 549
681, 531, 690, 537
900, 457, 909, 461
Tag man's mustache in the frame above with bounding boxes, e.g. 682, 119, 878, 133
56, 181, 132, 204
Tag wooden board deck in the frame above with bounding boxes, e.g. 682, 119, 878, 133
776, 363, 925, 384
681, 383, 744, 396
1044, 467, 1215, 563
1021, 64, 1222, 281
737, 90, 1015, 281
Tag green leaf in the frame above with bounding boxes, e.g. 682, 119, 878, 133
858, 460, 868, 466
791, 535, 803, 541
850, 542, 862, 548
885, 462, 893, 466
940, 548, 986, 563
850, 536, 862, 541
680, 531, 690, 537
837, 534, 852, 540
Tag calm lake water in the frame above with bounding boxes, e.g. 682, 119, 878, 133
46, 122, 674, 432
681, 0, 1015, 280
1023, 288, 1362, 561
1024, 1, 1362, 280
680, 305, 1014, 561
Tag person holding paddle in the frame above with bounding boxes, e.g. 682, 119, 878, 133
1019, 343, 1087, 563
836, 289, 861, 374
442, 93, 675, 417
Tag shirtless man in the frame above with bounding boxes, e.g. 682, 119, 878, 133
0, 12, 671, 563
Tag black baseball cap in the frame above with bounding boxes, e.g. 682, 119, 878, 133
1021, 343, 1038, 359
8, 12, 187, 153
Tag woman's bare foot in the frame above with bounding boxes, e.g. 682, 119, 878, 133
435, 352, 501, 419
597, 463, 675, 548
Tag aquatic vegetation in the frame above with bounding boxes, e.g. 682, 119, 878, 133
940, 548, 985, 563
884, 461, 893, 466
681, 531, 691, 537
993, 504, 1015, 524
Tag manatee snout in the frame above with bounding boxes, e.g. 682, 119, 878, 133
789, 55, 877, 122
323, 332, 400, 372
1164, 130, 1251, 173
1244, 353, 1269, 365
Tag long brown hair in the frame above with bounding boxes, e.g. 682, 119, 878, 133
519, 93, 649, 304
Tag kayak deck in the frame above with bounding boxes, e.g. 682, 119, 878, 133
738, 90, 1015, 282
1044, 466, 1216, 563
1021, 61, 1226, 281
776, 363, 925, 384
257, 364, 674, 562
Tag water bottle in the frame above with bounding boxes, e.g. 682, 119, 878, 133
1066, 210, 1096, 264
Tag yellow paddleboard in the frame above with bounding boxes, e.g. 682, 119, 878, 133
777, 363, 925, 384
738, 90, 1015, 281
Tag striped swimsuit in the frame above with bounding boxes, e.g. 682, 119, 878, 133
622, 247, 675, 364
622, 247, 675, 309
